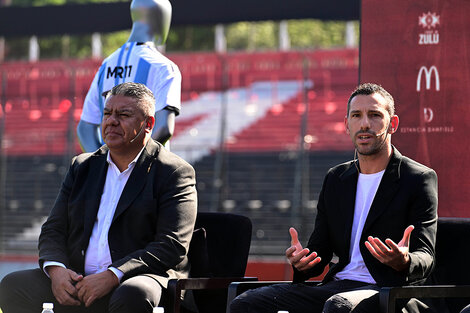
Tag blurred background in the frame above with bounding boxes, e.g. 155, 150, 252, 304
0, 0, 360, 280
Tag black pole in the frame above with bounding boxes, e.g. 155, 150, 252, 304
210, 54, 228, 212
291, 56, 311, 234
0, 69, 7, 254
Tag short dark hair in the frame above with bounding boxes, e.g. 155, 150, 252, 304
346, 83, 395, 117
104, 82, 155, 118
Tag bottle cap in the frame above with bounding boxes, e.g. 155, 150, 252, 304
43, 303, 54, 309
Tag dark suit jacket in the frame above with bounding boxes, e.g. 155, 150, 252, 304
38, 139, 197, 288
294, 147, 438, 287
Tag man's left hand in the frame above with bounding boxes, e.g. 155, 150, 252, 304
365, 225, 414, 272
75, 270, 119, 307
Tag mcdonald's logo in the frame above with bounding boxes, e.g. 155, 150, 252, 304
416, 66, 440, 92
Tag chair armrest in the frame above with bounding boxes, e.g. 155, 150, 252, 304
167, 277, 257, 313
379, 285, 470, 313
226, 280, 320, 313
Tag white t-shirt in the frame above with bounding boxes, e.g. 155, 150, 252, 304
81, 42, 182, 126
334, 170, 385, 284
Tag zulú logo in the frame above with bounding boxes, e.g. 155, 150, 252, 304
418, 12, 440, 29
418, 12, 440, 45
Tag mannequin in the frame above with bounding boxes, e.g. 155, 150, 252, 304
128, 0, 171, 44
77, 0, 180, 151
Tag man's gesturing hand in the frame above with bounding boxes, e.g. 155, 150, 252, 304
365, 225, 414, 272
285, 227, 321, 272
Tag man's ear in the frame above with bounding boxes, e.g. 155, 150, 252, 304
389, 115, 399, 134
147, 116, 156, 131
344, 116, 350, 134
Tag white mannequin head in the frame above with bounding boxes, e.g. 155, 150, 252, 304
128, 0, 172, 45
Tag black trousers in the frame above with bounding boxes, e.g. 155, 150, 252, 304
230, 280, 434, 313
0, 268, 163, 313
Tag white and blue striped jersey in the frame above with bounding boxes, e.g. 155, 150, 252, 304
81, 42, 182, 125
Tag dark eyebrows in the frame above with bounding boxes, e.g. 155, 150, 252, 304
349, 108, 384, 115
368, 109, 384, 116
349, 109, 361, 116
103, 107, 135, 114
117, 108, 134, 114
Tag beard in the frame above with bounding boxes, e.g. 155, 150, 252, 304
355, 138, 387, 156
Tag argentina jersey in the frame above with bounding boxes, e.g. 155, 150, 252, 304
81, 42, 182, 126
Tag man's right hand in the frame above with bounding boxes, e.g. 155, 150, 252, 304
47, 266, 83, 306
285, 227, 321, 272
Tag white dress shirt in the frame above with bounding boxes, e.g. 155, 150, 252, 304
44, 149, 144, 281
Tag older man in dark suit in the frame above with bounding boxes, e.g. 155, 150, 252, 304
0, 82, 197, 313
230, 83, 438, 313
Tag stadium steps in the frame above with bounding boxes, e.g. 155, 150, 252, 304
0, 151, 353, 256
224, 88, 353, 152
193, 151, 352, 255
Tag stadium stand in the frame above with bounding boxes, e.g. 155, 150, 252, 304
170, 80, 303, 163
0, 49, 358, 259
223, 89, 353, 152
193, 151, 352, 255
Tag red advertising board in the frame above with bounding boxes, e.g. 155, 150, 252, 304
360, 0, 470, 217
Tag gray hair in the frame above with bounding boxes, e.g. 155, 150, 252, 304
104, 82, 155, 118
347, 83, 395, 117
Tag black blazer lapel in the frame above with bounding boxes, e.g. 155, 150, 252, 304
83, 148, 109, 242
339, 162, 359, 258
112, 140, 160, 223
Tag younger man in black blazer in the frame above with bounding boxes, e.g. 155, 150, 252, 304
230, 83, 438, 313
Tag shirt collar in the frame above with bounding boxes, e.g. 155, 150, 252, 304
106, 147, 146, 172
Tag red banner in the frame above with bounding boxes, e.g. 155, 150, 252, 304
360, 0, 470, 217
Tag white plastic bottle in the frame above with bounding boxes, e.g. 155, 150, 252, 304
41, 303, 54, 313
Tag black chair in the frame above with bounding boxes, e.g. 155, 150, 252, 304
379, 217, 470, 313
226, 218, 470, 313
166, 212, 257, 313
